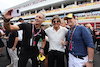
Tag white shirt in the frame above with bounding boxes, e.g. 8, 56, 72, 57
45, 26, 68, 52
0, 29, 4, 34
14, 22, 23, 41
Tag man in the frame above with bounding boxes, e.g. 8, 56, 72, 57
14, 18, 24, 55
62, 13, 94, 67
45, 15, 68, 67
60, 19, 66, 27
3, 9, 46, 67
6, 30, 18, 67
0, 25, 5, 57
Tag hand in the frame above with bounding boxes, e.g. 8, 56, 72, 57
12, 47, 16, 51
61, 39, 65, 46
82, 61, 93, 67
4, 9, 13, 20
39, 49, 44, 55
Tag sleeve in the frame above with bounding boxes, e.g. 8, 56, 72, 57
18, 23, 26, 30
0, 30, 4, 34
41, 30, 46, 39
81, 26, 94, 48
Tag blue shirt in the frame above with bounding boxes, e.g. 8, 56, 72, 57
67, 25, 94, 56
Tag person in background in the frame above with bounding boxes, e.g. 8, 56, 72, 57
0, 25, 5, 57
41, 24, 44, 30
85, 23, 93, 34
60, 19, 69, 67
44, 25, 51, 67
6, 28, 19, 67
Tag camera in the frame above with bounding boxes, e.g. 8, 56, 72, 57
11, 9, 21, 17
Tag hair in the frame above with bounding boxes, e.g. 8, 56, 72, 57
38, 12, 46, 21
52, 15, 61, 23
85, 23, 93, 31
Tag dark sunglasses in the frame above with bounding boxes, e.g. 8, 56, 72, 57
53, 21, 60, 23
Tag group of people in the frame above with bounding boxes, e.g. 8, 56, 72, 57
0, 9, 95, 67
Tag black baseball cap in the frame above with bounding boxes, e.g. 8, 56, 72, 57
18, 18, 24, 21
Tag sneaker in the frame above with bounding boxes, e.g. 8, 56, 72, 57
6, 64, 13, 67
96, 51, 100, 54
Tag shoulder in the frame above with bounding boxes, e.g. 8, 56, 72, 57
14, 22, 21, 25
19, 23, 32, 26
77, 25, 86, 29
60, 26, 68, 31
45, 27, 52, 31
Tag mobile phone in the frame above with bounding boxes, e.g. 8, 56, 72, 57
11, 9, 21, 17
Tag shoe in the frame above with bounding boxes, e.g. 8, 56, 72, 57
96, 51, 100, 54
6, 64, 13, 67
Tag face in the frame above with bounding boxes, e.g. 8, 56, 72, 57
35, 13, 44, 25
67, 18, 76, 27
52, 18, 60, 28
60, 21, 66, 27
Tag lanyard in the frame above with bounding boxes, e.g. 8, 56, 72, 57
69, 25, 77, 50
69, 25, 77, 42
31, 25, 41, 46
32, 25, 41, 37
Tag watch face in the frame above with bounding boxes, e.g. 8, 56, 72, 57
88, 60, 93, 63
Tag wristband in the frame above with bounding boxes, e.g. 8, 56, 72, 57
41, 48, 44, 50
4, 18, 10, 22
13, 46, 16, 47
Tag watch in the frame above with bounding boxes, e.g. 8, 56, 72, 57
88, 60, 93, 63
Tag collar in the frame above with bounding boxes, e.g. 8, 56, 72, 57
52, 26, 61, 30
70, 24, 76, 30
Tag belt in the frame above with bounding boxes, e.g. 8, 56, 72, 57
73, 55, 87, 60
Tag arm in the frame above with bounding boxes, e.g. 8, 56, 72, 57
88, 47, 94, 61
82, 26, 94, 67
0, 32, 1, 37
3, 9, 20, 31
82, 47, 94, 67
3, 23, 20, 31
39, 39, 46, 55
12, 37, 18, 51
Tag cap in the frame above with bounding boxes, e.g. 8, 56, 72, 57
18, 18, 24, 21
64, 13, 75, 20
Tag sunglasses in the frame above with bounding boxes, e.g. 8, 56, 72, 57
53, 21, 60, 23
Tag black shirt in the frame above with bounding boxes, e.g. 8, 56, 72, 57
7, 31, 18, 48
18, 23, 45, 49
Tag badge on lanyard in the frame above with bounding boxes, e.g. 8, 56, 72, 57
30, 25, 41, 46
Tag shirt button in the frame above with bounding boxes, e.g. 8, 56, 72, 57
73, 52, 74, 54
